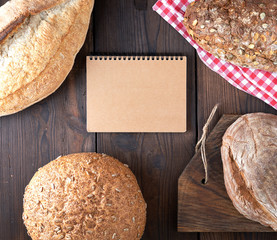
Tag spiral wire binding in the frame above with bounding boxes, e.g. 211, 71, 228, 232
89, 56, 184, 61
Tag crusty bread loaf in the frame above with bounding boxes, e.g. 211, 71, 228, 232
184, 0, 277, 72
0, 0, 94, 116
23, 153, 147, 240
221, 113, 277, 231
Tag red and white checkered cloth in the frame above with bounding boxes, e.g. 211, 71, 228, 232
153, 0, 277, 109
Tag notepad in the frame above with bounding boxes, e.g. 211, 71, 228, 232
86, 56, 187, 132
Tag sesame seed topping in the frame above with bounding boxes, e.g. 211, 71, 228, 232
111, 216, 117, 222
259, 3, 265, 8
88, 214, 93, 218
262, 23, 268, 29
87, 230, 93, 234
93, 157, 98, 160
248, 44, 255, 49
112, 174, 117, 177
66, 226, 73, 230
112, 233, 116, 239
115, 188, 121, 192
260, 12, 266, 20
87, 194, 93, 198
55, 226, 61, 231
59, 235, 65, 239
102, 153, 107, 157
192, 19, 198, 26
55, 219, 62, 223
52, 183, 55, 190
91, 185, 95, 191
40, 187, 43, 192
126, 175, 131, 178
132, 217, 135, 223
87, 160, 92, 164
124, 164, 129, 168
65, 236, 72, 240
124, 228, 129, 231
56, 230, 62, 234
106, 203, 112, 206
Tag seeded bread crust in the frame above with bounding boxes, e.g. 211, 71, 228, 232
221, 113, 277, 231
184, 0, 277, 72
0, 0, 94, 116
23, 153, 147, 240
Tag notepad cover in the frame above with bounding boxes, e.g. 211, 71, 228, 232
86, 56, 187, 132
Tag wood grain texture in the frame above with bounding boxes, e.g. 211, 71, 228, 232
93, 0, 197, 239
200, 233, 277, 240
134, 0, 148, 10
178, 115, 273, 232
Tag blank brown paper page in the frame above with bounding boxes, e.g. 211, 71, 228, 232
86, 56, 187, 132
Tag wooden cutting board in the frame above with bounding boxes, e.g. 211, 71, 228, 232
178, 115, 273, 232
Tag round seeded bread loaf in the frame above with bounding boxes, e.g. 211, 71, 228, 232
23, 153, 147, 240
221, 113, 277, 231
184, 0, 277, 72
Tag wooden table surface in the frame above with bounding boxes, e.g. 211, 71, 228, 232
0, 0, 277, 239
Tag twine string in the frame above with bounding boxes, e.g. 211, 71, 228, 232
195, 104, 219, 184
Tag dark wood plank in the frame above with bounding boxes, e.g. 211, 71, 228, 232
134, 0, 148, 10
200, 233, 277, 240
0, 0, 95, 238
196, 59, 277, 238
93, 0, 197, 239
178, 115, 273, 232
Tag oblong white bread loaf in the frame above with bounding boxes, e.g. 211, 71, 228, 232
0, 0, 94, 116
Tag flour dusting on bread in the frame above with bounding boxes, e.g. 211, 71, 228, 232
0, 0, 94, 116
